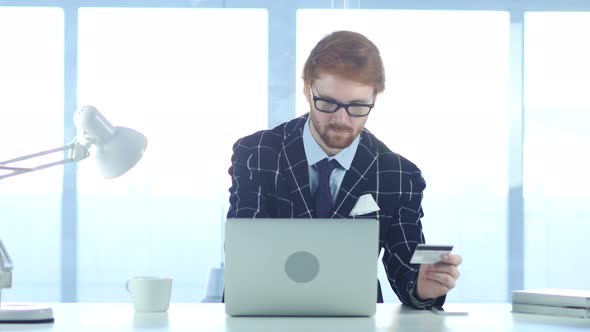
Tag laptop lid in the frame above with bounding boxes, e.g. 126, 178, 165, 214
224, 218, 379, 317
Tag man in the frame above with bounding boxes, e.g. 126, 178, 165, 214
227, 30, 462, 308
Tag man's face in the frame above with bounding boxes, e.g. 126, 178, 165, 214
305, 74, 374, 153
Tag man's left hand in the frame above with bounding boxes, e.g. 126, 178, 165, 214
416, 254, 462, 300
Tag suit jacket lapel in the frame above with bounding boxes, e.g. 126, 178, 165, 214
280, 117, 314, 218
332, 131, 378, 218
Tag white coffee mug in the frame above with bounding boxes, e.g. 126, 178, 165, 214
126, 276, 172, 312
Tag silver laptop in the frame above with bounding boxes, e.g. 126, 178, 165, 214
224, 218, 379, 317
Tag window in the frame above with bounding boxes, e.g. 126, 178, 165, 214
0, 7, 64, 301
523, 12, 590, 290
76, 8, 268, 301
297, 9, 510, 302
3, 1, 589, 304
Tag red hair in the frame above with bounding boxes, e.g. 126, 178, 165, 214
303, 31, 385, 94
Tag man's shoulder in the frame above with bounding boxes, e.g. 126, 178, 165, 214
361, 130, 421, 174
233, 115, 307, 152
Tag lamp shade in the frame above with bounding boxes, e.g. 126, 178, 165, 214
95, 127, 147, 179
74, 106, 147, 179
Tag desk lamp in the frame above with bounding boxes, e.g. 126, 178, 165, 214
0, 105, 147, 323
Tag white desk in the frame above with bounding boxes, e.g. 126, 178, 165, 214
0, 303, 589, 331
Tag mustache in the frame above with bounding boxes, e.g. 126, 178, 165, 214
327, 124, 353, 132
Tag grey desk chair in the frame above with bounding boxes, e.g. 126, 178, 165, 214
201, 265, 224, 303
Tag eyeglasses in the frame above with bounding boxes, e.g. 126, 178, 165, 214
310, 87, 374, 117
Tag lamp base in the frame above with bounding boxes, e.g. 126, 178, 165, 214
0, 304, 54, 324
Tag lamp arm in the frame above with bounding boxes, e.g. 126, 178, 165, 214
0, 140, 91, 180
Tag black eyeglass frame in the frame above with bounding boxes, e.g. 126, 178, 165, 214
310, 87, 375, 118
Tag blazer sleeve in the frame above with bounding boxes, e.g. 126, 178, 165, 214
381, 168, 445, 308
226, 136, 270, 218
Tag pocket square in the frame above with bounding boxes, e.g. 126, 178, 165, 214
349, 194, 380, 216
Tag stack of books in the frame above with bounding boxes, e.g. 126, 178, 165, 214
512, 289, 590, 319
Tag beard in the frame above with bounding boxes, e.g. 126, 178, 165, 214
310, 112, 357, 149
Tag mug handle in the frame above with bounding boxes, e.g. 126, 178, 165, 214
125, 279, 132, 293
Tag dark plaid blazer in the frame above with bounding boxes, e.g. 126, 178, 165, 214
227, 114, 444, 307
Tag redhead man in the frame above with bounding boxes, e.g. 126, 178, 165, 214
227, 31, 462, 307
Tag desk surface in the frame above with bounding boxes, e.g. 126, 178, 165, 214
1, 303, 589, 331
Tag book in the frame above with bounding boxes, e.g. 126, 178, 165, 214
512, 303, 590, 319
512, 289, 590, 308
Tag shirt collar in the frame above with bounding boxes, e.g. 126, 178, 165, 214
302, 117, 360, 170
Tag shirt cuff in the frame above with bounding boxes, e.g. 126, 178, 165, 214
407, 280, 436, 309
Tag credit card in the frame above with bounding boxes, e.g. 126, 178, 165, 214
410, 244, 454, 264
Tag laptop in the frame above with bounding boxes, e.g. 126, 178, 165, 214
224, 218, 379, 317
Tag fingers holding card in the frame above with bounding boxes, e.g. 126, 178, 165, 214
414, 245, 463, 299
